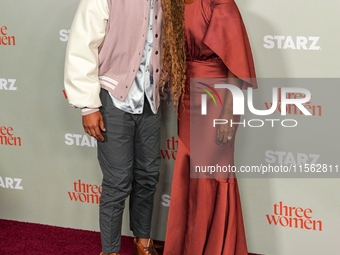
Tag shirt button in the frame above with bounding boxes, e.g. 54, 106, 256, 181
156, 69, 159, 73
155, 51, 159, 55
155, 34, 158, 38
155, 15, 157, 19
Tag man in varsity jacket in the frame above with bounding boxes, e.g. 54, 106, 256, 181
64, 0, 162, 254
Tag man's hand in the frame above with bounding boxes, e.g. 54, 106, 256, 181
82, 111, 106, 141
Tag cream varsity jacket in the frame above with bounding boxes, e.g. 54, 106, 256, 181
64, 0, 163, 112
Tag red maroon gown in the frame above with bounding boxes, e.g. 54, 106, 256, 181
163, 0, 257, 254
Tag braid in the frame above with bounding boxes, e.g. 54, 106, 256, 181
160, 0, 186, 110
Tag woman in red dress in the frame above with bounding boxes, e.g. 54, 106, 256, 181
160, 0, 257, 254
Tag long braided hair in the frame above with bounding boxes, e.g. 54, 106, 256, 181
160, 0, 186, 110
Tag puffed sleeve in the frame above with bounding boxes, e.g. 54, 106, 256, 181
202, 0, 257, 89
64, 0, 109, 110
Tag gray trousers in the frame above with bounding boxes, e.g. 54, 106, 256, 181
98, 89, 161, 253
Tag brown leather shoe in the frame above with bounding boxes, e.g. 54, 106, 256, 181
133, 238, 159, 255
100, 252, 119, 255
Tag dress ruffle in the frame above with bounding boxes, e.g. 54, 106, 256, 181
203, 0, 257, 88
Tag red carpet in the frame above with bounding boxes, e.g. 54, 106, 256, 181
0, 219, 260, 255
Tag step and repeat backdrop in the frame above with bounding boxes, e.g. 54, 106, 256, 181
1, 1, 339, 254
